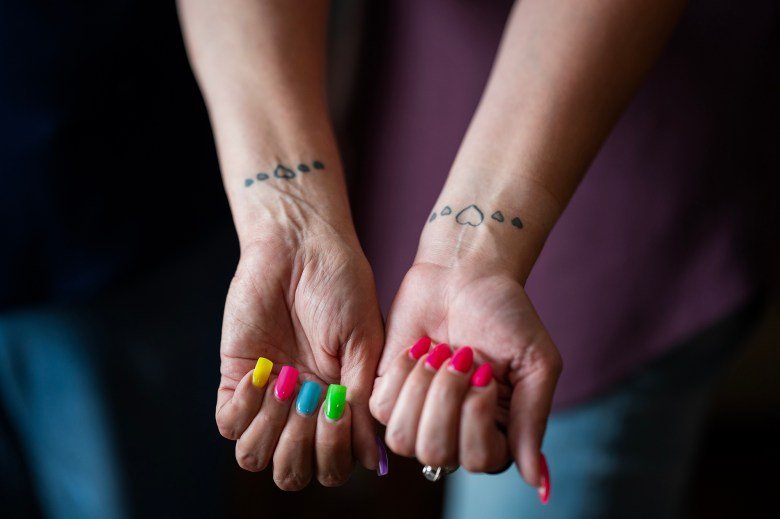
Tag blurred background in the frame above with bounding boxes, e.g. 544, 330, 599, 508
0, 1, 777, 517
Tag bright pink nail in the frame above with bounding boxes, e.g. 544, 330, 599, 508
409, 336, 432, 360
470, 363, 493, 387
426, 343, 451, 370
449, 346, 473, 373
274, 365, 298, 401
538, 453, 551, 505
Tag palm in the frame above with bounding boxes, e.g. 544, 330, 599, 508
219, 233, 384, 429
382, 262, 556, 417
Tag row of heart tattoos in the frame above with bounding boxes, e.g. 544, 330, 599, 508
428, 204, 523, 229
244, 161, 325, 187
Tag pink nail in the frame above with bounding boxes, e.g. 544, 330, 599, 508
449, 346, 474, 373
409, 336, 432, 360
274, 365, 299, 401
470, 363, 493, 387
538, 453, 551, 505
426, 343, 451, 370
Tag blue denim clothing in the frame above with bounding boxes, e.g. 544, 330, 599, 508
0, 311, 127, 518
0, 231, 237, 517
445, 299, 760, 519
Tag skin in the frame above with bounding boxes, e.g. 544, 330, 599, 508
177, 0, 382, 488
371, 0, 687, 488
178, 0, 687, 491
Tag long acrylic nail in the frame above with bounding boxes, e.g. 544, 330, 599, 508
409, 336, 432, 360
538, 453, 551, 505
295, 381, 322, 416
449, 346, 474, 373
274, 365, 299, 401
324, 384, 347, 421
470, 363, 493, 387
376, 435, 389, 476
252, 357, 273, 388
426, 343, 452, 370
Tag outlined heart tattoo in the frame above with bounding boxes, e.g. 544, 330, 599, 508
455, 204, 484, 227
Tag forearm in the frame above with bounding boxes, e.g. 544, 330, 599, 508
418, 0, 686, 282
177, 0, 354, 246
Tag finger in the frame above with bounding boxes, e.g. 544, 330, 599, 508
215, 357, 273, 440
384, 343, 451, 457
416, 346, 475, 468
272, 380, 324, 491
235, 365, 299, 472
370, 336, 432, 425
339, 327, 384, 471
460, 364, 510, 473
315, 384, 353, 486
507, 337, 562, 488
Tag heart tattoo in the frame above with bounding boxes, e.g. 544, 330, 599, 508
426, 203, 524, 232
455, 205, 485, 227
274, 165, 296, 180
244, 158, 326, 188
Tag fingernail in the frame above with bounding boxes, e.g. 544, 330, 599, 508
376, 435, 389, 476
449, 346, 474, 373
538, 453, 551, 505
470, 363, 493, 387
274, 365, 299, 401
252, 357, 273, 388
426, 343, 451, 370
324, 384, 347, 421
295, 381, 322, 416
409, 336, 432, 360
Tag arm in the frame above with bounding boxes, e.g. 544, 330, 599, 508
178, 0, 382, 487
373, 0, 687, 492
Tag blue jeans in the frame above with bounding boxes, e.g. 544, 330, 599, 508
0, 231, 237, 518
445, 299, 760, 519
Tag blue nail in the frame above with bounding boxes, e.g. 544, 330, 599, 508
296, 381, 323, 416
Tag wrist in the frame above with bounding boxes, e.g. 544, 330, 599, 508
415, 177, 561, 284
225, 154, 358, 252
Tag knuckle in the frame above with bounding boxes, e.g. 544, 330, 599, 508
416, 443, 449, 468
464, 394, 492, 418
318, 471, 349, 488
384, 428, 415, 457
368, 395, 391, 426
216, 416, 238, 441
274, 471, 310, 491
461, 449, 491, 473
235, 449, 267, 473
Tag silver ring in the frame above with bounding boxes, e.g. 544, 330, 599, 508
422, 465, 458, 482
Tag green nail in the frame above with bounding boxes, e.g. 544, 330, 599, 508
324, 384, 347, 421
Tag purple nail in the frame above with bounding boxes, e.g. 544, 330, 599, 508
376, 434, 389, 476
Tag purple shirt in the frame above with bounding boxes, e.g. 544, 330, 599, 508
352, 0, 777, 407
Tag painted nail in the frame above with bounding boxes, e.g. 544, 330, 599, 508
274, 365, 299, 401
324, 384, 347, 421
449, 346, 474, 373
295, 381, 322, 416
376, 435, 389, 476
426, 343, 452, 370
409, 336, 432, 360
538, 453, 551, 505
252, 357, 273, 388
470, 363, 493, 387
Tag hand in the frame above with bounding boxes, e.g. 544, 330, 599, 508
370, 261, 562, 489
215, 213, 384, 490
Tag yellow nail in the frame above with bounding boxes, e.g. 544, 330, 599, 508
252, 357, 273, 388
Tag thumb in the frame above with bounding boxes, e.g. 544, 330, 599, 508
339, 323, 384, 471
507, 333, 562, 488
